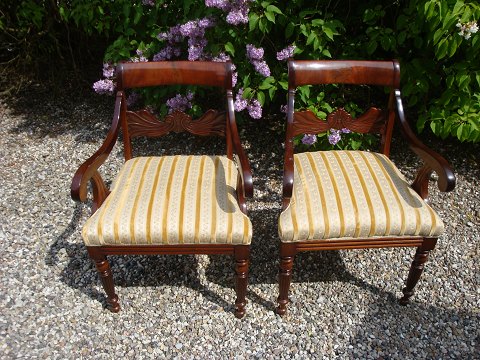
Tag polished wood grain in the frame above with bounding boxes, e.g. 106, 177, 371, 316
292, 107, 386, 137
72, 61, 252, 317
277, 59, 456, 315
127, 109, 226, 138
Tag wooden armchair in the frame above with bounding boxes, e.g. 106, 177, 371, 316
277, 60, 455, 315
71, 61, 253, 318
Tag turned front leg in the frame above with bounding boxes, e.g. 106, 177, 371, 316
400, 244, 434, 305
234, 246, 250, 319
277, 243, 297, 315
88, 248, 120, 312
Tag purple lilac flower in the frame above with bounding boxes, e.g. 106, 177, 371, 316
247, 98, 262, 119
153, 47, 175, 61
328, 129, 342, 145
253, 60, 271, 77
301, 134, 317, 146
206, 0, 251, 25
205, 0, 231, 11
102, 63, 115, 78
234, 89, 248, 111
166, 92, 194, 113
276, 45, 295, 61
127, 92, 141, 107
232, 71, 238, 87
142, 0, 155, 6
212, 53, 237, 86
246, 44, 264, 60
187, 37, 208, 61
93, 79, 115, 95
246, 44, 270, 77
226, 7, 249, 25
341, 128, 351, 134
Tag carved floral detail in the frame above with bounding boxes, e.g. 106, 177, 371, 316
126, 109, 226, 138
292, 107, 387, 137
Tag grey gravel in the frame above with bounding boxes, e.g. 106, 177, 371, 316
0, 85, 479, 359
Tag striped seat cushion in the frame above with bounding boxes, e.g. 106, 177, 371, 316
83, 155, 252, 246
278, 151, 444, 242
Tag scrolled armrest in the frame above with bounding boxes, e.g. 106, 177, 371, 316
395, 91, 456, 194
71, 91, 124, 203
227, 96, 253, 198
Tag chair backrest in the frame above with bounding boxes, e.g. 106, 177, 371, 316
115, 61, 234, 160
286, 59, 401, 156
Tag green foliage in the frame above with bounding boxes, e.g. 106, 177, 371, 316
4, 0, 480, 143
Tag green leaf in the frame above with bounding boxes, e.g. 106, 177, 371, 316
267, 5, 282, 14
249, 13, 260, 32
457, 123, 465, 140
265, 11, 275, 23
366, 41, 377, 55
257, 91, 266, 106
268, 86, 276, 100
242, 87, 253, 99
436, 38, 448, 59
311, 19, 324, 27
134, 8, 143, 25
285, 22, 295, 38
259, 80, 272, 90
458, 74, 470, 91
243, 74, 250, 88
448, 35, 461, 57
306, 32, 316, 45
323, 26, 335, 41
425, 1, 435, 20
278, 81, 288, 90
259, 17, 268, 33
322, 49, 332, 58
225, 42, 235, 56
433, 28, 444, 45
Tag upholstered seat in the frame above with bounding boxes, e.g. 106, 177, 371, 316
279, 151, 443, 242
83, 155, 252, 246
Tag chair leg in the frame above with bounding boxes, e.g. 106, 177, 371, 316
276, 243, 296, 315
399, 239, 436, 305
88, 248, 120, 313
234, 245, 250, 319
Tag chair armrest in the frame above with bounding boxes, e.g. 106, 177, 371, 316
395, 90, 456, 194
282, 90, 296, 209
71, 91, 124, 204
227, 95, 253, 198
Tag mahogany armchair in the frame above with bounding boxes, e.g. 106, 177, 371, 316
277, 60, 456, 315
71, 61, 253, 318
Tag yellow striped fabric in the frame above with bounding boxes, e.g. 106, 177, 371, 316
82, 156, 252, 246
278, 151, 444, 242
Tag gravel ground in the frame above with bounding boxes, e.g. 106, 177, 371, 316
0, 84, 479, 359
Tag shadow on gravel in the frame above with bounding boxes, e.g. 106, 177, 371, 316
346, 305, 480, 358
46, 203, 232, 312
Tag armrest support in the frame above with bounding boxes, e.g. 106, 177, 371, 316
71, 91, 124, 205
282, 90, 296, 210
395, 90, 456, 195
227, 93, 253, 198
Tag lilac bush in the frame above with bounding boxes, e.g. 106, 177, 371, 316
89, 0, 480, 146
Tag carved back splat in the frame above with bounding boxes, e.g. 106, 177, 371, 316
126, 109, 226, 138
292, 107, 387, 138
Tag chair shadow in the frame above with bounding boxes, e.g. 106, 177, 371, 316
46, 203, 232, 312
205, 206, 399, 313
